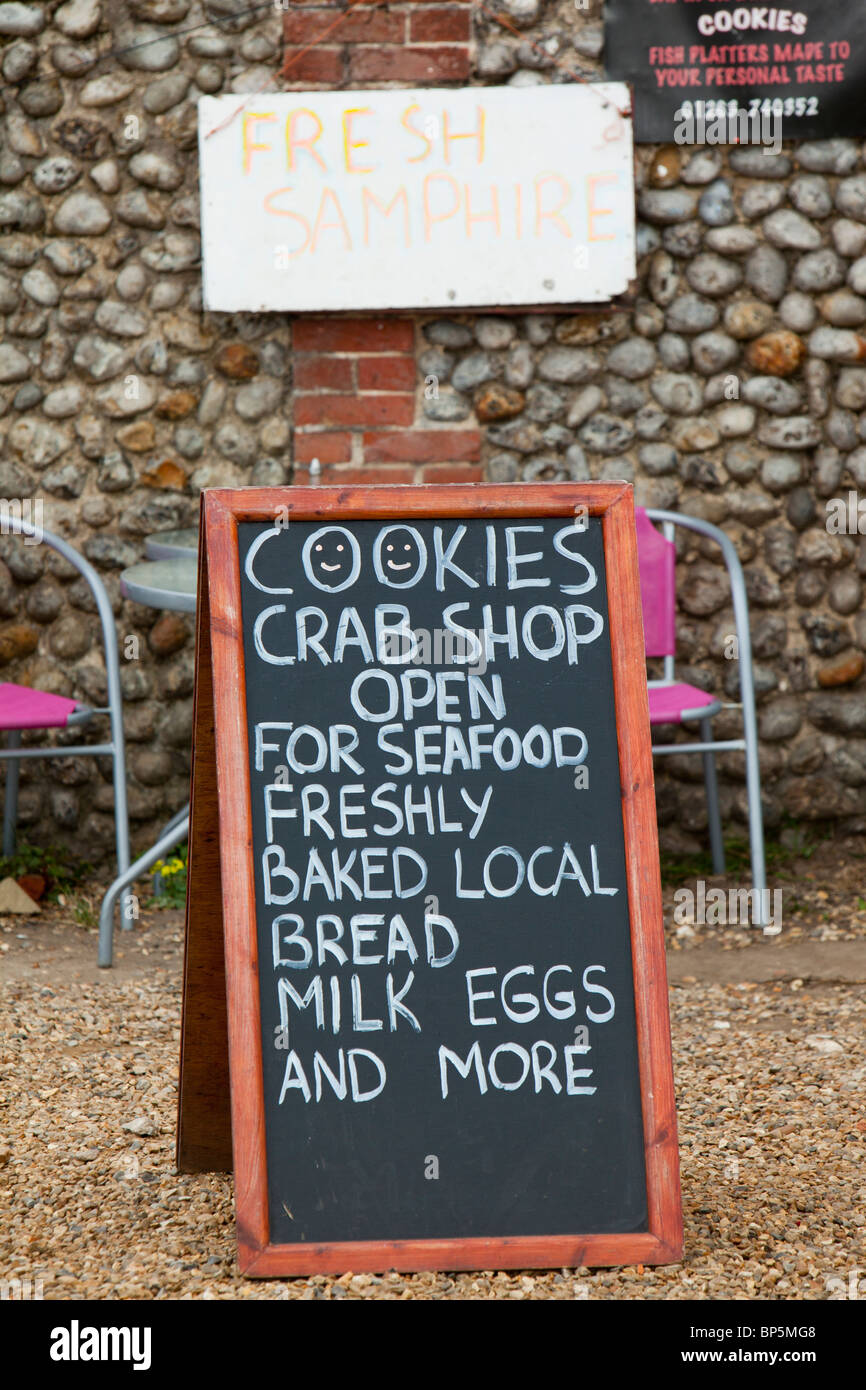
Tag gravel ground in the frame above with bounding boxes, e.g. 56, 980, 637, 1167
0, 839, 864, 1301
662, 833, 866, 951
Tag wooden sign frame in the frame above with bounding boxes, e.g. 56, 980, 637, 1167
177, 483, 682, 1276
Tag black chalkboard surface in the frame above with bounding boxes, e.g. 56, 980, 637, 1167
179, 484, 681, 1276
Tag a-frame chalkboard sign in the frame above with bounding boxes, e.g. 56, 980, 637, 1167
177, 483, 682, 1276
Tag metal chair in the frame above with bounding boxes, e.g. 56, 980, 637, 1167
636, 506, 767, 916
0, 513, 130, 896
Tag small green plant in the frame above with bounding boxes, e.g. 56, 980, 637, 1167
659, 818, 830, 887
0, 840, 93, 901
148, 843, 188, 909
73, 896, 97, 928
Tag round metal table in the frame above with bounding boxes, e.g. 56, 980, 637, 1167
144, 527, 199, 562
102, 553, 198, 964
119, 557, 197, 614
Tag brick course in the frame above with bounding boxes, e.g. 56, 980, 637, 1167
282, 3, 472, 87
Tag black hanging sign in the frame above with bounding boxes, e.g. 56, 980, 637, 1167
605, 0, 866, 143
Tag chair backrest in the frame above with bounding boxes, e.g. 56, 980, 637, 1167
636, 506, 757, 713
0, 507, 131, 893
635, 506, 676, 658
0, 509, 125, 720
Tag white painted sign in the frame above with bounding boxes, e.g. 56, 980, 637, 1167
198, 85, 635, 312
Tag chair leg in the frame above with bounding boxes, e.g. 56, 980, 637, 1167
699, 717, 725, 876
744, 714, 769, 929
99, 814, 189, 968
111, 746, 133, 931
2, 730, 21, 859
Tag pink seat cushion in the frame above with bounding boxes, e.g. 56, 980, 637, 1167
649, 683, 719, 725
0, 682, 79, 730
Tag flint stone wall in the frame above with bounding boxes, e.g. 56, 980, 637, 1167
1, 0, 865, 862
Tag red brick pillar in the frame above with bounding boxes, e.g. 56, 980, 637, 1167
282, 2, 482, 486
283, 2, 472, 86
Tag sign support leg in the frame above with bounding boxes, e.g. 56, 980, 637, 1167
177, 542, 233, 1174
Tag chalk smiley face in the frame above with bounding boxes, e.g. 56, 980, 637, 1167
303, 525, 360, 592
376, 525, 426, 587
313, 533, 348, 581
